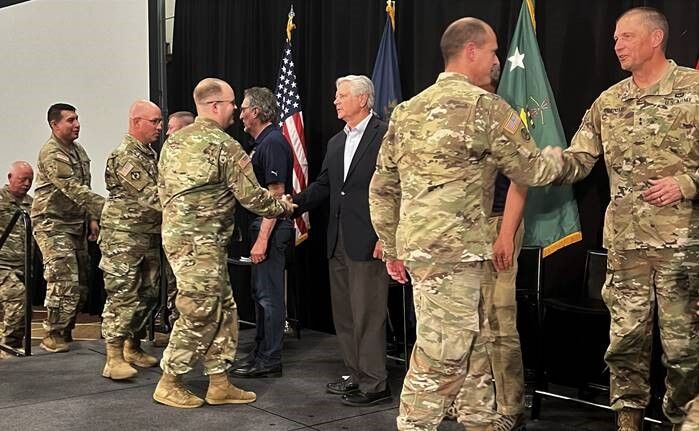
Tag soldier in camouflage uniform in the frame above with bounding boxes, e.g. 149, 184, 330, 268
368, 18, 563, 431
31, 103, 105, 353
153, 78, 294, 409
163, 111, 194, 331
99, 100, 164, 380
446, 64, 529, 431
555, 8, 699, 431
0, 162, 34, 348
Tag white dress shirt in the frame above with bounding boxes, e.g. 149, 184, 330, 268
342, 112, 373, 181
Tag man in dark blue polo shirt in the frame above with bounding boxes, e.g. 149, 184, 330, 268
231, 87, 294, 378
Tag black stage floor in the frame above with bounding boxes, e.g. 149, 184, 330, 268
0, 329, 670, 430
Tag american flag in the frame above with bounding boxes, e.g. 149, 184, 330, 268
275, 7, 309, 244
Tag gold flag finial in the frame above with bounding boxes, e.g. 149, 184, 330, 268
286, 5, 296, 42
386, 0, 396, 31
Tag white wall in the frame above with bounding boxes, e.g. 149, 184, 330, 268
0, 0, 150, 195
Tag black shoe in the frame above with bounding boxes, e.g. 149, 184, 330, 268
341, 388, 392, 406
230, 362, 283, 378
231, 352, 256, 368
326, 376, 359, 395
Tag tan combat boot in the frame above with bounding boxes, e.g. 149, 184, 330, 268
39, 332, 69, 353
124, 338, 159, 368
102, 340, 137, 380
617, 408, 643, 431
153, 373, 204, 408
205, 372, 257, 405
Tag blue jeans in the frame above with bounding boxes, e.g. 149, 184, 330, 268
249, 218, 294, 366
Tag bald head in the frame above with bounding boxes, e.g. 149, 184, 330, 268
128, 100, 162, 145
193, 78, 237, 129
7, 161, 33, 198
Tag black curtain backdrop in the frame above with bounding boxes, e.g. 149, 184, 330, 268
168, 0, 699, 333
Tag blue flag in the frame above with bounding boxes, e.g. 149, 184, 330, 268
371, 4, 401, 121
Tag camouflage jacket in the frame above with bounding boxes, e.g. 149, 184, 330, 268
31, 135, 105, 235
559, 61, 699, 251
158, 117, 287, 244
0, 186, 32, 268
101, 134, 161, 234
369, 72, 561, 263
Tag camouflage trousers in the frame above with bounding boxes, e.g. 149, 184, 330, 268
603, 247, 699, 424
479, 217, 525, 416
397, 261, 497, 431
99, 229, 161, 342
682, 396, 699, 431
34, 230, 88, 333
160, 235, 237, 376
0, 266, 25, 345
164, 258, 178, 328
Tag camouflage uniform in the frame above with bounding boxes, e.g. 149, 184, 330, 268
369, 72, 562, 430
31, 135, 104, 334
158, 117, 288, 376
682, 398, 699, 431
100, 134, 162, 342
0, 185, 32, 346
557, 61, 699, 424
482, 217, 525, 416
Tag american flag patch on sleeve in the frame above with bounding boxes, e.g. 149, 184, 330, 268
503, 112, 520, 134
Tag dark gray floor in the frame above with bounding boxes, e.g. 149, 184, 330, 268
0, 329, 671, 430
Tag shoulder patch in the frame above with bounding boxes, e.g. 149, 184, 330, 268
118, 162, 134, 177
238, 154, 251, 169
56, 152, 70, 163
503, 112, 520, 134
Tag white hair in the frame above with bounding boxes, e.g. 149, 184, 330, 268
335, 75, 375, 110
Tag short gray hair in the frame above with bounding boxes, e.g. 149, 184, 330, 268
244, 87, 278, 123
618, 7, 669, 52
335, 75, 375, 110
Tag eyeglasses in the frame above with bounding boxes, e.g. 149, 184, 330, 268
134, 117, 163, 125
239, 105, 255, 112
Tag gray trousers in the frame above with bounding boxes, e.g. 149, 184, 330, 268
328, 230, 390, 393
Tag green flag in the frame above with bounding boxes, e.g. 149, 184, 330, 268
497, 0, 581, 257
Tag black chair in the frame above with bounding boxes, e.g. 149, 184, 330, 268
531, 249, 610, 419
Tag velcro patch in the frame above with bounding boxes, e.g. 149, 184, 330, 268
503, 112, 520, 134
238, 154, 251, 169
118, 162, 134, 177
56, 152, 70, 163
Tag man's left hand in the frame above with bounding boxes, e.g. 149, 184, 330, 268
88, 220, 99, 241
642, 177, 683, 207
251, 239, 268, 264
492, 234, 514, 272
386, 259, 408, 284
372, 240, 383, 259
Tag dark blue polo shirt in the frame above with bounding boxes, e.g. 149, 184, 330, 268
491, 173, 510, 215
250, 124, 293, 194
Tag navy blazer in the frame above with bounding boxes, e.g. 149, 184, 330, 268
294, 115, 388, 261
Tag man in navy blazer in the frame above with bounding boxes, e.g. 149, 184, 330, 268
293, 75, 391, 406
